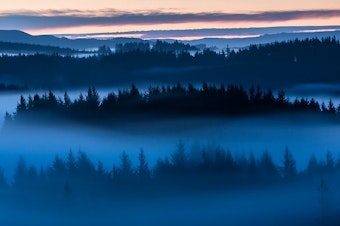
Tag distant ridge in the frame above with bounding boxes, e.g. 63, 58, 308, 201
0, 41, 82, 55
0, 30, 145, 50
0, 30, 32, 42
184, 31, 340, 49
0, 29, 340, 51
0, 30, 61, 46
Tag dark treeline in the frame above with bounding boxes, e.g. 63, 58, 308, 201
152, 40, 198, 53
225, 36, 340, 87
1, 145, 340, 225
228, 36, 340, 64
1, 37, 339, 88
0, 83, 27, 92
0, 48, 225, 87
115, 40, 198, 53
5, 83, 340, 126
0, 144, 340, 196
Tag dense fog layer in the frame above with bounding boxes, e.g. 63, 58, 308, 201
1, 36, 340, 225
1, 88, 340, 225
1, 115, 340, 180
0, 185, 333, 226
1, 85, 340, 181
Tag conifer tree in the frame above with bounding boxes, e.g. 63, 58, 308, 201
66, 150, 77, 176
0, 168, 7, 188
280, 147, 297, 179
137, 148, 150, 180
13, 156, 28, 189
119, 151, 133, 180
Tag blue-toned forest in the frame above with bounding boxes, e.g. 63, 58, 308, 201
1, 37, 340, 225
4, 83, 339, 127
0, 82, 339, 225
0, 38, 339, 88
0, 143, 340, 225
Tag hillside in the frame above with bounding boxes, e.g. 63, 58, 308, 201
0, 37, 339, 89
0, 41, 83, 55
0, 30, 146, 50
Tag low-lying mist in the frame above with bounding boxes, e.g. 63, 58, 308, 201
1, 185, 334, 226
1, 114, 339, 179
1, 99, 340, 225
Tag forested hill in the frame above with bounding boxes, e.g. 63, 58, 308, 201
0, 37, 339, 89
226, 37, 340, 86
4, 83, 340, 128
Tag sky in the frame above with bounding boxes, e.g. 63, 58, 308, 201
0, 0, 340, 36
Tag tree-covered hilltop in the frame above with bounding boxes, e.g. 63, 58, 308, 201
226, 37, 340, 86
0, 37, 339, 88
5, 83, 339, 127
228, 36, 340, 64
115, 40, 198, 53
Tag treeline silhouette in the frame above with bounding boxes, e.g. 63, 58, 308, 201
228, 36, 340, 64
5, 83, 340, 126
0, 46, 224, 87
0, 83, 27, 92
1, 37, 339, 88
115, 40, 198, 53
225, 36, 340, 87
0, 144, 340, 196
1, 145, 339, 226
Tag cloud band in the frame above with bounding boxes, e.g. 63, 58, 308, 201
1, 9, 340, 30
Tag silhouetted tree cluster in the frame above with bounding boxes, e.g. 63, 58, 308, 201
97, 45, 112, 56
114, 40, 198, 54
1, 144, 340, 196
0, 83, 27, 91
152, 40, 198, 53
225, 37, 340, 88
115, 42, 150, 53
228, 37, 340, 64
6, 83, 340, 126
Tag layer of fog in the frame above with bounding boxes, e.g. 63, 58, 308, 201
1, 88, 340, 225
1, 115, 340, 180
1, 85, 340, 181
0, 180, 338, 226
286, 83, 340, 105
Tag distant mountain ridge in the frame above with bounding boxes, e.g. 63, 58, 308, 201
1, 29, 340, 51
0, 41, 84, 55
0, 30, 145, 50
184, 31, 340, 49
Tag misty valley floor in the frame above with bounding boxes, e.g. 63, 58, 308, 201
0, 183, 335, 226
1, 112, 340, 225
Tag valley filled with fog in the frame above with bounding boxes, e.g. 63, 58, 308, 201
0, 110, 340, 225
1, 86, 340, 179
0, 37, 340, 225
